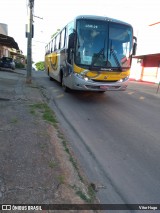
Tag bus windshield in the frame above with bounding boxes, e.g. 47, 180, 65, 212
75, 19, 133, 70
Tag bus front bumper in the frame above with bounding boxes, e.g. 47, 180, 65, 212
68, 73, 129, 91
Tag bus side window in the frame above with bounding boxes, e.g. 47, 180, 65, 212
53, 38, 56, 51
45, 46, 48, 55
49, 41, 52, 53
60, 28, 66, 49
66, 21, 74, 64
55, 37, 57, 50
55, 34, 60, 50
67, 21, 74, 48
50, 40, 53, 53
48, 43, 50, 54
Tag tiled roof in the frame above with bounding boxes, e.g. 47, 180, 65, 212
0, 34, 19, 50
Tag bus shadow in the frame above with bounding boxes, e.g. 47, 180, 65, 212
49, 80, 120, 105
68, 89, 118, 105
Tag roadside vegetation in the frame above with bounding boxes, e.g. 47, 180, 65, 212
15, 61, 25, 69
30, 102, 57, 126
34, 61, 45, 71
29, 102, 96, 203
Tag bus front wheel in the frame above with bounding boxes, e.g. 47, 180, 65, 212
61, 74, 70, 92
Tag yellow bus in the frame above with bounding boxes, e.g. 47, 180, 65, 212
45, 15, 137, 92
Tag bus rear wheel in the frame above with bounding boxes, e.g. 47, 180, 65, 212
48, 69, 54, 81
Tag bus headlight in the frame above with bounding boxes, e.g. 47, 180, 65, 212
117, 79, 123, 83
84, 77, 89, 81
117, 76, 129, 83
75, 72, 89, 81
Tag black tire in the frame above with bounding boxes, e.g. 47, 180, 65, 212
98, 91, 106, 93
61, 74, 70, 92
49, 76, 54, 81
48, 69, 54, 81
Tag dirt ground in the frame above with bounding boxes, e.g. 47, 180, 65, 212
0, 69, 100, 213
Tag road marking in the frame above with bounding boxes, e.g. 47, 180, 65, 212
127, 92, 135, 95
56, 94, 64, 99
139, 96, 145, 100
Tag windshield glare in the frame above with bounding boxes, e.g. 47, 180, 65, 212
75, 20, 133, 69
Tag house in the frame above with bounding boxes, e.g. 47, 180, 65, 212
0, 23, 25, 67
0, 23, 19, 57
130, 22, 160, 83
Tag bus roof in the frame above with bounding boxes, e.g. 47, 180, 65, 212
45, 14, 133, 47
74, 15, 132, 27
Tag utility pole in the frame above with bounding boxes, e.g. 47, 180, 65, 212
26, 0, 34, 84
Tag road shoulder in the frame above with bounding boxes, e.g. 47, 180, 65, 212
0, 69, 98, 212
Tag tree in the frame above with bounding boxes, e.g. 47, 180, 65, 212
35, 61, 45, 71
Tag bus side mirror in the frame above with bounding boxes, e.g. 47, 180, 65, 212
67, 32, 75, 64
133, 36, 137, 55
68, 32, 75, 49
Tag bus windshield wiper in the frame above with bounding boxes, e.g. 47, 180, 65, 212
89, 37, 107, 70
89, 48, 105, 70
110, 48, 122, 71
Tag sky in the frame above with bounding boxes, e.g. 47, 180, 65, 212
0, 0, 160, 62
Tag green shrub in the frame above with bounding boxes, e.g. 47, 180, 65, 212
35, 61, 45, 71
15, 62, 25, 69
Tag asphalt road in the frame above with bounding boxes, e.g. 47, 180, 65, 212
34, 71, 160, 212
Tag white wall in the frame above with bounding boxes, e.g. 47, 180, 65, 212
0, 23, 8, 35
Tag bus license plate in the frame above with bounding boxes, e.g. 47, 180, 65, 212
100, 85, 109, 89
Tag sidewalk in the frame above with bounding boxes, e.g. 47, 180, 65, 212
0, 69, 97, 213
128, 80, 160, 98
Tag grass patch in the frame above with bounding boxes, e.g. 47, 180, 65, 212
10, 117, 18, 123
61, 139, 83, 182
72, 185, 95, 203
39, 143, 47, 150
30, 109, 36, 115
30, 102, 58, 127
76, 190, 90, 202
57, 175, 65, 184
30, 103, 95, 202
62, 140, 70, 154
87, 184, 96, 202
48, 160, 57, 169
